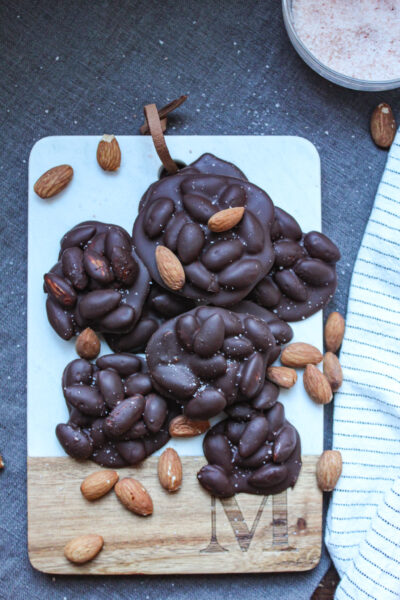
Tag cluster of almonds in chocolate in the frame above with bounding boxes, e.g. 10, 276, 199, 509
198, 401, 301, 497
56, 354, 177, 467
251, 207, 340, 321
133, 169, 275, 305
44, 221, 150, 340
146, 306, 280, 420
44, 152, 340, 497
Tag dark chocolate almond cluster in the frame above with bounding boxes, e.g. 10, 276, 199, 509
251, 207, 340, 321
133, 171, 275, 305
197, 401, 301, 498
56, 353, 177, 467
44, 221, 150, 340
146, 306, 279, 420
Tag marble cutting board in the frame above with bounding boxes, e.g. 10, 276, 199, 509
27, 135, 323, 574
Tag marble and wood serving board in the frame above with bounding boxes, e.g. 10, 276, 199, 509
28, 136, 323, 574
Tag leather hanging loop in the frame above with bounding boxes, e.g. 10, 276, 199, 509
143, 103, 179, 175
140, 95, 187, 135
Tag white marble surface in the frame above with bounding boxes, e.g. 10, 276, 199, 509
27, 135, 322, 457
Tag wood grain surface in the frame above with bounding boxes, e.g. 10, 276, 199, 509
28, 455, 322, 574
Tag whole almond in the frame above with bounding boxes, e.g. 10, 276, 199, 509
64, 534, 104, 564
76, 327, 101, 360
207, 207, 245, 232
97, 134, 121, 171
303, 364, 333, 404
169, 415, 210, 437
370, 103, 396, 149
80, 469, 119, 501
0, 455, 4, 469
324, 312, 345, 353
114, 478, 153, 516
281, 342, 322, 368
316, 450, 342, 492
34, 165, 73, 199
267, 366, 297, 389
158, 448, 182, 492
155, 245, 185, 291
323, 352, 343, 392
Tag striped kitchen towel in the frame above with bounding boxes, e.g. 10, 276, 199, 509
325, 131, 400, 600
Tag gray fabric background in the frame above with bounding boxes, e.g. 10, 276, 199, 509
1, 1, 398, 598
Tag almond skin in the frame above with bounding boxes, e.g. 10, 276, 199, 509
76, 327, 101, 360
303, 364, 333, 404
34, 165, 73, 199
64, 534, 104, 564
80, 470, 119, 501
97, 134, 121, 171
281, 342, 322, 368
158, 448, 182, 492
169, 415, 210, 437
266, 366, 297, 389
207, 207, 245, 232
323, 352, 343, 392
324, 312, 345, 353
370, 103, 396, 149
316, 450, 342, 492
114, 478, 153, 516
155, 245, 185, 291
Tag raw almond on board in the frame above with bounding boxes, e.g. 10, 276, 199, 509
370, 103, 396, 149
324, 312, 345, 353
266, 366, 297, 389
75, 327, 101, 360
303, 365, 333, 404
207, 207, 245, 232
281, 342, 322, 368
169, 415, 210, 437
0, 455, 4, 469
316, 450, 342, 492
34, 165, 73, 199
64, 534, 104, 564
155, 245, 185, 291
114, 478, 153, 516
80, 470, 119, 501
96, 134, 121, 171
158, 448, 182, 492
323, 352, 343, 392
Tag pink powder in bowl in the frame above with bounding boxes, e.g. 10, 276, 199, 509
292, 0, 400, 81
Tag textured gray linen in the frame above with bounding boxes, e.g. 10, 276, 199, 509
0, 1, 399, 598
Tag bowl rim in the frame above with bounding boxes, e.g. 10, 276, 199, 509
282, 0, 400, 89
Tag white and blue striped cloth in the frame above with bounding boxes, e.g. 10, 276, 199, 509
326, 131, 400, 600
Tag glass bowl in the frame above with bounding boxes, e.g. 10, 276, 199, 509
282, 0, 400, 91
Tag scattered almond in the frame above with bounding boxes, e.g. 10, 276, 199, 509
281, 342, 322, 368
207, 207, 245, 232
169, 415, 210, 437
64, 534, 104, 564
80, 470, 119, 501
96, 134, 121, 171
34, 165, 73, 199
114, 477, 153, 516
370, 103, 396, 149
316, 450, 342, 492
303, 364, 333, 404
0, 455, 4, 469
323, 352, 343, 392
158, 448, 182, 492
76, 327, 101, 360
266, 366, 297, 389
155, 245, 185, 291
324, 312, 345, 353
